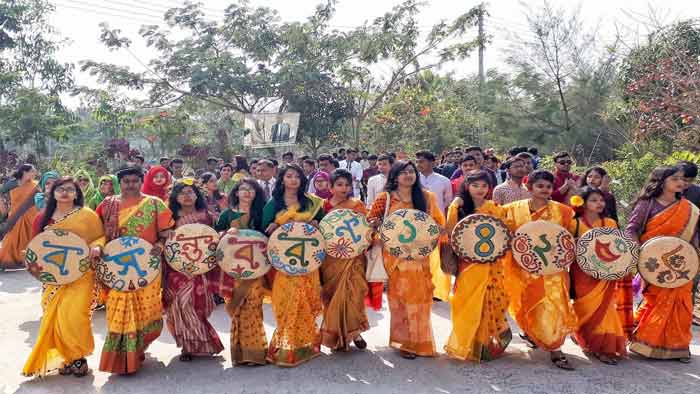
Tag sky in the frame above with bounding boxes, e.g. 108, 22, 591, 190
46, 0, 700, 107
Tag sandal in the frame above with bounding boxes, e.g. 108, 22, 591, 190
519, 333, 538, 349
399, 350, 416, 360
551, 352, 575, 371
58, 364, 73, 376
353, 336, 367, 350
678, 357, 691, 364
179, 353, 193, 362
595, 354, 618, 365
71, 358, 89, 377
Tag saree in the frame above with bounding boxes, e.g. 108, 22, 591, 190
96, 194, 174, 374
262, 194, 325, 367
163, 210, 224, 357
320, 199, 370, 351
502, 199, 578, 351
444, 200, 512, 362
568, 217, 627, 359
0, 180, 39, 267
22, 208, 106, 377
367, 191, 445, 357
629, 198, 699, 359
214, 209, 269, 365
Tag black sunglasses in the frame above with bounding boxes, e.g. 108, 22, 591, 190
557, 160, 573, 165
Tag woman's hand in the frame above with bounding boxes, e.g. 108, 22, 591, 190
89, 246, 102, 261
226, 228, 239, 236
265, 223, 279, 235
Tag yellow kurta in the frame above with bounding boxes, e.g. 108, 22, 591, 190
368, 191, 445, 356
501, 199, 578, 351
22, 207, 106, 377
444, 200, 512, 362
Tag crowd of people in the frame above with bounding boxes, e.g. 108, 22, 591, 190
0, 144, 699, 378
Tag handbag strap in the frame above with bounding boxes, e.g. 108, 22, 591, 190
382, 192, 391, 219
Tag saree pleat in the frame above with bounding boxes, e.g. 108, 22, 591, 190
444, 201, 511, 362
22, 208, 105, 377
320, 199, 369, 351
367, 191, 445, 356
502, 200, 578, 351
629, 199, 698, 359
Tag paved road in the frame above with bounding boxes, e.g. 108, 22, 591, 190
2, 270, 700, 394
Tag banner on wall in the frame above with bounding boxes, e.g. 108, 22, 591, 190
243, 112, 300, 148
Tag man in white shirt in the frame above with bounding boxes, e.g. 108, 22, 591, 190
416, 150, 453, 212
338, 148, 364, 198
366, 154, 394, 208
256, 159, 276, 201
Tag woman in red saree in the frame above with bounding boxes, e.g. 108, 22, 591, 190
568, 186, 626, 364
367, 161, 445, 359
320, 169, 370, 351
163, 178, 224, 361
624, 165, 699, 362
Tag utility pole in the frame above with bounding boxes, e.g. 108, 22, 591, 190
477, 3, 486, 92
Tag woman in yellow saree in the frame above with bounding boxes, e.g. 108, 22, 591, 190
23, 176, 105, 377
95, 166, 175, 374
261, 164, 325, 367
0, 164, 39, 269
624, 166, 699, 362
444, 171, 511, 362
568, 187, 626, 365
502, 170, 578, 370
215, 178, 270, 366
320, 169, 370, 351
367, 161, 445, 359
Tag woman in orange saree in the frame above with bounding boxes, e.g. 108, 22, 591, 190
0, 164, 39, 269
444, 171, 511, 363
502, 170, 578, 370
624, 165, 699, 362
568, 187, 626, 365
367, 161, 445, 359
320, 169, 370, 351
261, 164, 325, 367
95, 166, 175, 374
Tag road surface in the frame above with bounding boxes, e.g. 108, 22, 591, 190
1, 270, 699, 394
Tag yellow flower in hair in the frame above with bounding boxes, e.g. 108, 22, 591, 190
570, 195, 584, 208
180, 177, 195, 186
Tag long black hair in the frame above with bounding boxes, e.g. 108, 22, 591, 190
39, 176, 84, 230
12, 164, 35, 180
457, 170, 492, 219
228, 178, 266, 232
200, 172, 223, 201
574, 186, 607, 219
632, 165, 683, 208
168, 182, 208, 220
384, 161, 427, 213
272, 164, 311, 212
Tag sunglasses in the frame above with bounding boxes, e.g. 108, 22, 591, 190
557, 160, 573, 165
